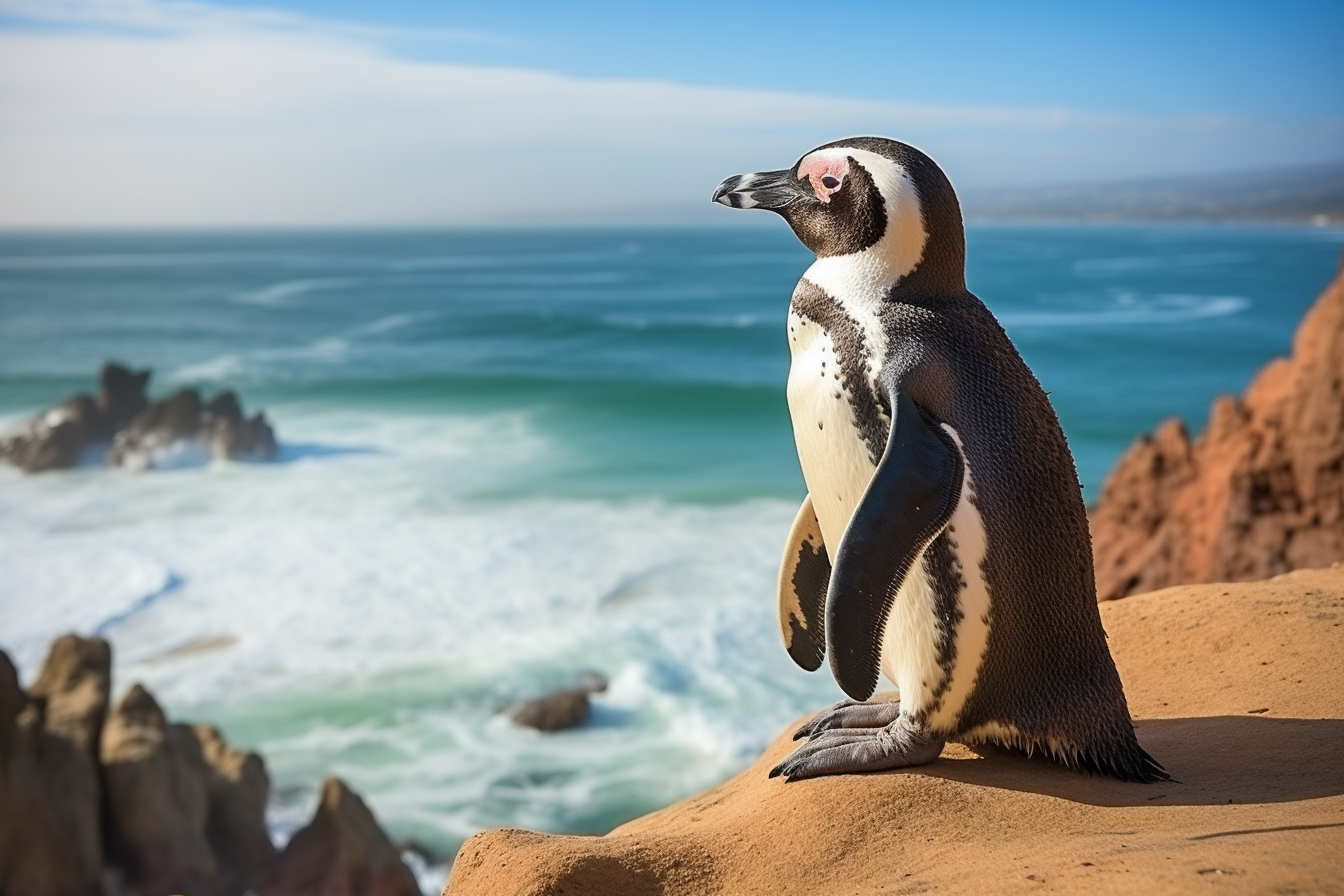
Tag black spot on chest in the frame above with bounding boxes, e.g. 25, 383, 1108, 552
790, 281, 889, 465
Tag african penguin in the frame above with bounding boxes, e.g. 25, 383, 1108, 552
712, 137, 1167, 783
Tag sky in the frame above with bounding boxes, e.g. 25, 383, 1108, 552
0, 0, 1340, 226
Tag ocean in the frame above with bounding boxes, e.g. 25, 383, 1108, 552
1, 224, 1340, 888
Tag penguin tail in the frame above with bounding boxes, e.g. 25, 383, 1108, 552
1079, 741, 1171, 784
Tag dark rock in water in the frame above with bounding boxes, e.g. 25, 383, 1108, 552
0, 362, 150, 472
98, 362, 151, 434
0, 394, 103, 473
257, 776, 421, 896
0, 649, 106, 896
504, 674, 609, 732
109, 387, 279, 469
107, 388, 204, 469
1, 362, 277, 472
201, 390, 279, 463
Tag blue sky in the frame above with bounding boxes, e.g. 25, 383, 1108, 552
242, 0, 1343, 118
0, 0, 1340, 225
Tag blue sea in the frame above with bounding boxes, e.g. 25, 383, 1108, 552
1, 224, 1340, 889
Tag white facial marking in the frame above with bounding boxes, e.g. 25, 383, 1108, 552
799, 147, 928, 380
924, 425, 992, 733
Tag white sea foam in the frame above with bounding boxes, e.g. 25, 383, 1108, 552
0, 405, 835, 863
999, 294, 1249, 327
601, 313, 764, 330
355, 311, 439, 335
172, 338, 351, 381
235, 278, 356, 306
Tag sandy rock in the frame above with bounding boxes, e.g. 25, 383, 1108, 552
1091, 253, 1344, 599
194, 724, 279, 895
101, 684, 224, 896
445, 566, 1344, 896
0, 650, 105, 896
0, 650, 23, 726
258, 776, 421, 896
26, 633, 111, 757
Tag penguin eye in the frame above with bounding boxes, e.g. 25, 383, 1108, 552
821, 176, 841, 189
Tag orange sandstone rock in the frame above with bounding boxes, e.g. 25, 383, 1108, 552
1090, 253, 1344, 600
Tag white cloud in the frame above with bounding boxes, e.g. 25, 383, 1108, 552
0, 0, 1336, 226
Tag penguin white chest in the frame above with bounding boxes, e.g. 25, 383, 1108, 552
784, 309, 879, 556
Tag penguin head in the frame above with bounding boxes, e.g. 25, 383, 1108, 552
713, 137, 965, 291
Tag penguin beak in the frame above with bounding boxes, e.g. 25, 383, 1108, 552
712, 169, 803, 211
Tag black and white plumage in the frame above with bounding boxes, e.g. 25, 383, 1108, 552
712, 137, 1167, 783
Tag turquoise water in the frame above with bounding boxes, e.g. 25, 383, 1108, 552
0, 224, 1340, 883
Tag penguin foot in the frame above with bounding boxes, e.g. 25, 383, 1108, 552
793, 698, 903, 740
770, 715, 944, 781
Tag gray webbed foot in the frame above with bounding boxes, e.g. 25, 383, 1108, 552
793, 698, 904, 740
771, 714, 944, 781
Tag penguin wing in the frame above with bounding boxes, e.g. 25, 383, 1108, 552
826, 387, 963, 701
777, 494, 831, 671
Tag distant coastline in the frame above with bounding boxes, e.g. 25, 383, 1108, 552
961, 158, 1344, 226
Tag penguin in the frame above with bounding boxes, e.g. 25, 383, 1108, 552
711, 137, 1167, 783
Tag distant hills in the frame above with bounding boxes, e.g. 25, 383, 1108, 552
962, 160, 1344, 224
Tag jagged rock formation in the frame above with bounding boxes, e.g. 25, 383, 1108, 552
0, 642, 107, 896
258, 777, 421, 896
102, 685, 245, 896
1090, 252, 1344, 600
25, 634, 112, 756
0, 363, 148, 472
0, 635, 417, 896
0, 363, 278, 473
194, 724, 278, 896
107, 388, 277, 470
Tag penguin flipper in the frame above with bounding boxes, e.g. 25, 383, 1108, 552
826, 387, 963, 701
777, 494, 830, 671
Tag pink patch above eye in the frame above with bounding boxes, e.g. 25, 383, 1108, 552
797, 151, 850, 203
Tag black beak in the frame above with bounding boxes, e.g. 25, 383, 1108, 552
711, 168, 802, 211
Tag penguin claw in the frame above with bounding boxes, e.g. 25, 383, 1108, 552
772, 717, 943, 781
793, 698, 903, 740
